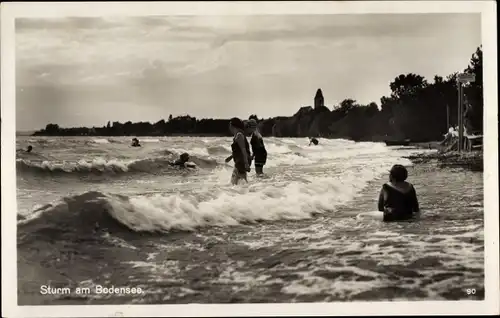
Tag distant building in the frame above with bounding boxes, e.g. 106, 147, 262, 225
314, 88, 324, 109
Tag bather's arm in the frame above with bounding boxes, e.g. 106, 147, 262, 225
377, 187, 385, 212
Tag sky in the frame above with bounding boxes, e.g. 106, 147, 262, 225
15, 14, 481, 131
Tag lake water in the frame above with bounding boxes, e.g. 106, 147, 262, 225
15, 136, 484, 304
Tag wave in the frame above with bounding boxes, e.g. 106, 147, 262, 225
17, 182, 339, 238
92, 138, 110, 144
206, 145, 231, 155
16, 151, 52, 161
16, 155, 218, 176
18, 156, 397, 238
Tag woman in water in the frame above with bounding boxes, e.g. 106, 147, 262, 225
225, 117, 251, 185
245, 119, 267, 176
377, 164, 420, 222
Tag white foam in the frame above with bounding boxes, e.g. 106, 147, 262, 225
92, 138, 110, 144
170, 147, 210, 157
100, 153, 408, 232
356, 211, 384, 221
140, 138, 161, 143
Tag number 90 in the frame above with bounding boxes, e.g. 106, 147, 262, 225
466, 288, 476, 295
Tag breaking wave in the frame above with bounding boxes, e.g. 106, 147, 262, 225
18, 155, 401, 238
16, 155, 218, 176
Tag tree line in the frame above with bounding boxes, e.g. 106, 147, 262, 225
34, 46, 483, 142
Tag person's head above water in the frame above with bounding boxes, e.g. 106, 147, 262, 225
26, 145, 33, 153
131, 138, 141, 146
245, 119, 258, 132
180, 152, 190, 162
389, 164, 408, 183
229, 117, 245, 134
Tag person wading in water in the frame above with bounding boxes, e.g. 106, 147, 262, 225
377, 164, 420, 222
225, 117, 251, 185
245, 119, 267, 177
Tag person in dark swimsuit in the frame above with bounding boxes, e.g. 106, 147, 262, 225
170, 152, 196, 169
309, 137, 319, 146
245, 119, 267, 176
225, 117, 251, 185
377, 164, 420, 222
131, 138, 141, 147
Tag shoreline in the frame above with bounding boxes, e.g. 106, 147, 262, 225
405, 142, 483, 172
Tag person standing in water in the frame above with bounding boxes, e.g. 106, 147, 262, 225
245, 119, 267, 176
377, 164, 420, 222
225, 117, 251, 185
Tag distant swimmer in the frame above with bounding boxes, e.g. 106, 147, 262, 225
309, 137, 319, 146
17, 145, 33, 153
377, 164, 420, 222
170, 152, 196, 169
226, 117, 251, 185
131, 138, 141, 147
245, 119, 267, 176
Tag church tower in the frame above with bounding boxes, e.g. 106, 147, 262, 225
314, 88, 324, 109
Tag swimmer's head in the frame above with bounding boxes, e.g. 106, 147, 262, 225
180, 152, 190, 162
26, 145, 33, 152
389, 164, 408, 182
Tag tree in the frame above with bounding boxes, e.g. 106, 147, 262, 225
365, 102, 379, 117
45, 123, 59, 133
168, 114, 173, 122
339, 98, 357, 113
389, 73, 428, 100
380, 96, 396, 114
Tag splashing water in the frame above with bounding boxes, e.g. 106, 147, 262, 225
16, 136, 483, 304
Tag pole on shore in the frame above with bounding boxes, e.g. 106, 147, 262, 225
446, 104, 450, 131
456, 73, 475, 153
457, 83, 463, 152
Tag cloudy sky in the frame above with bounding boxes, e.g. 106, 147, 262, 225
15, 14, 481, 130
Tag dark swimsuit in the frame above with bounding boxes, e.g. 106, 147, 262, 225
378, 183, 419, 222
231, 132, 251, 173
250, 133, 267, 167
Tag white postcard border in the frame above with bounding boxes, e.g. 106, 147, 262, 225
1, 1, 498, 317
